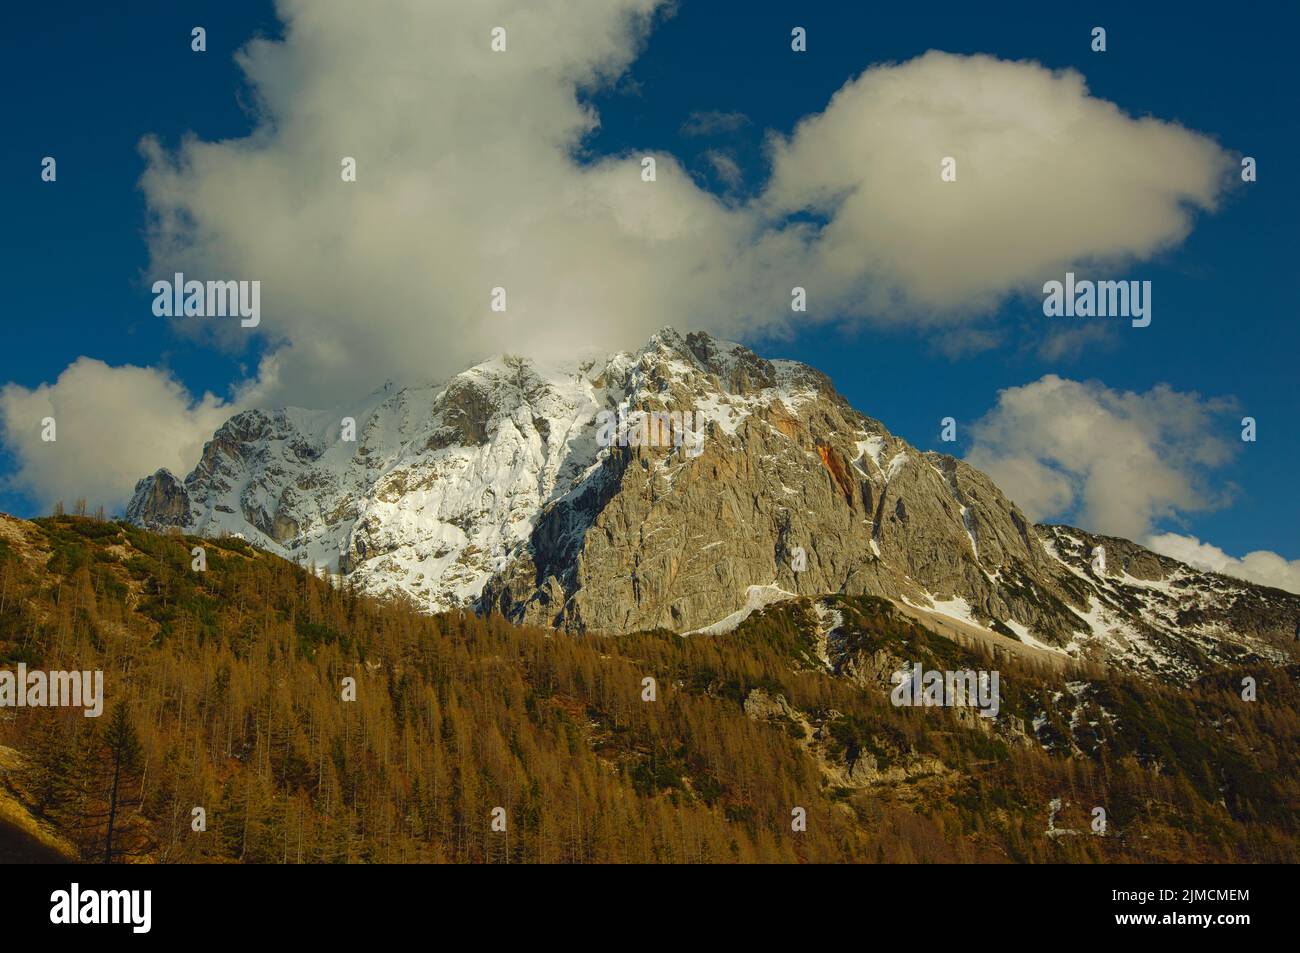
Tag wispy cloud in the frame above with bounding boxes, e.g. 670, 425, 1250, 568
704, 149, 744, 187
680, 109, 751, 137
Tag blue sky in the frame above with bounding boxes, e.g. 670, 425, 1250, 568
2, 0, 1296, 570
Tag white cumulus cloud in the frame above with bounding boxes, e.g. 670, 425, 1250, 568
0, 360, 244, 512
762, 51, 1234, 318
965, 375, 1237, 540
1146, 532, 1300, 596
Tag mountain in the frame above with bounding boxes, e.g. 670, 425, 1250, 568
2, 513, 1298, 863
127, 328, 1300, 682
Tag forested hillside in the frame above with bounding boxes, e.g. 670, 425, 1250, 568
1, 513, 1297, 863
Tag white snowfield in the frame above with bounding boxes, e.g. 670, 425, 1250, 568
684, 584, 798, 636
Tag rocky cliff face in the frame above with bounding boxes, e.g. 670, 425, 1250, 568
127, 328, 1300, 681
127, 469, 190, 527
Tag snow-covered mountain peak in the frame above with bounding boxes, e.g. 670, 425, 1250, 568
128, 330, 805, 610
126, 329, 1300, 680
